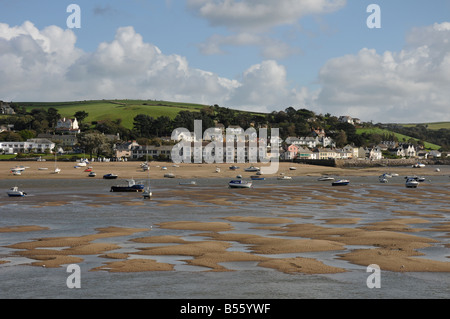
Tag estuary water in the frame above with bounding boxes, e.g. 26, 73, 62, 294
0, 174, 449, 299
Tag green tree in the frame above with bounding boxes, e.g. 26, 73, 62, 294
47, 108, 61, 128
78, 132, 111, 158
74, 111, 89, 123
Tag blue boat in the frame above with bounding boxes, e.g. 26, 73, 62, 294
7, 186, 27, 197
250, 175, 265, 180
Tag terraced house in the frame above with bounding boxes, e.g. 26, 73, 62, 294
0, 138, 55, 154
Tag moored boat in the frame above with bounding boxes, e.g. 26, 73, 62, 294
143, 187, 152, 199
7, 186, 26, 197
405, 178, 419, 188
318, 176, 334, 181
110, 179, 145, 192
244, 166, 260, 172
229, 180, 252, 188
250, 175, 265, 180
379, 177, 388, 183
179, 181, 197, 185
332, 179, 350, 186
103, 173, 118, 179
88, 172, 96, 177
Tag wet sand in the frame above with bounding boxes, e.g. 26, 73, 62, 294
1, 161, 449, 274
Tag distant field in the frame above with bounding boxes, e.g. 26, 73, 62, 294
356, 127, 441, 150
400, 122, 450, 130
20, 100, 206, 129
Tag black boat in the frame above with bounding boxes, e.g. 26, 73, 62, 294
103, 173, 118, 179
110, 179, 145, 192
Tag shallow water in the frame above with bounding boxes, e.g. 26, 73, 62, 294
0, 174, 449, 299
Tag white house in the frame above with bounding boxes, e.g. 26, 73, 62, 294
366, 146, 383, 160
56, 117, 80, 133
0, 138, 55, 154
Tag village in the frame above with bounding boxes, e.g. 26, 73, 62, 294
0, 105, 444, 163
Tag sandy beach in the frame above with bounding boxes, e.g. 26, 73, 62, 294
1, 159, 447, 180
1, 160, 449, 276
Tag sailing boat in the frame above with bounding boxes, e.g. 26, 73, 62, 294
52, 153, 61, 174
143, 147, 152, 199
143, 171, 152, 199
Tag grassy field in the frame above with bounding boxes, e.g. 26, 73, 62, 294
356, 127, 441, 150
20, 100, 206, 129
400, 122, 450, 130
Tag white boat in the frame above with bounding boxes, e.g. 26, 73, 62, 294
11, 166, 26, 175
289, 167, 297, 171
412, 163, 425, 168
143, 187, 152, 199
318, 176, 334, 181
52, 153, 60, 174
379, 177, 388, 183
7, 186, 26, 197
405, 178, 419, 188
229, 180, 252, 188
38, 167, 48, 170
244, 166, 260, 172
164, 173, 175, 178
88, 172, 96, 177
179, 181, 197, 186
215, 167, 221, 173
277, 175, 292, 180
405, 176, 425, 182
332, 179, 350, 186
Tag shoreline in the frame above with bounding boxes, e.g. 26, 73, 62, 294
1, 160, 447, 181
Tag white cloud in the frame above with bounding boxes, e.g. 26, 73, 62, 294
2, 21, 450, 124
0, 22, 240, 104
227, 60, 312, 112
198, 33, 301, 59
314, 22, 450, 123
188, 0, 345, 59
187, 0, 346, 32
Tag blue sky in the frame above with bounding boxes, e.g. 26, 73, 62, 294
1, 0, 450, 123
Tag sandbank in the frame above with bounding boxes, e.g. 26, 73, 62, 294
1, 160, 447, 181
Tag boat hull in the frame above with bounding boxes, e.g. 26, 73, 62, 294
110, 185, 145, 192
229, 180, 252, 188
7, 193, 25, 197
103, 174, 118, 179
332, 180, 350, 186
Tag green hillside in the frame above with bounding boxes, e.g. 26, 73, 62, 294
20, 99, 206, 129
400, 122, 450, 130
356, 127, 441, 150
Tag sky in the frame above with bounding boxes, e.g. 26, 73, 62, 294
1, 0, 450, 124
